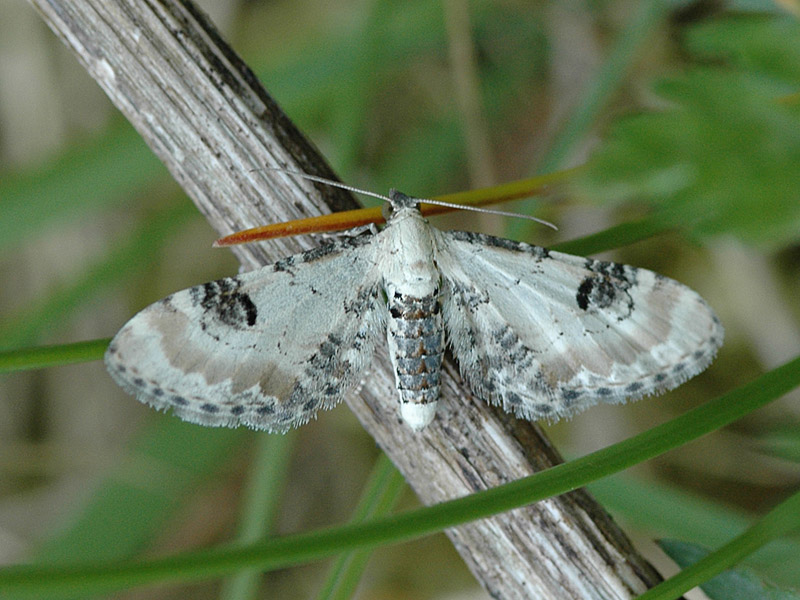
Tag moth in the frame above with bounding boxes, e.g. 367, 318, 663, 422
106, 187, 723, 432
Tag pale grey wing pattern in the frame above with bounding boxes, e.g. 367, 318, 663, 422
105, 236, 386, 432
434, 230, 723, 422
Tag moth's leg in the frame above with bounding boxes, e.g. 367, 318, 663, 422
319, 223, 379, 240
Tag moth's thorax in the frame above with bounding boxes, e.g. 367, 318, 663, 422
381, 202, 439, 298
382, 194, 444, 430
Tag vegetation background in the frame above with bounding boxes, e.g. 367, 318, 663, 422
1, 0, 799, 598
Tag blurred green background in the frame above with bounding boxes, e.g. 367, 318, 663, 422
1, 0, 799, 598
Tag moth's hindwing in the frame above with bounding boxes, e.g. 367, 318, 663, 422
434, 230, 723, 422
105, 237, 385, 432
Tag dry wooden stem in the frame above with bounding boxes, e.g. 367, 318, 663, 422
28, 0, 664, 597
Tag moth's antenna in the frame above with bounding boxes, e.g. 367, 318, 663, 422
414, 197, 557, 230
258, 167, 557, 230
257, 167, 392, 203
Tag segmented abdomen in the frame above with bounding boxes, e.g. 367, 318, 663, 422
386, 291, 444, 407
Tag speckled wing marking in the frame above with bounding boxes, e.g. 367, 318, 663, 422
434, 230, 724, 422
105, 236, 385, 432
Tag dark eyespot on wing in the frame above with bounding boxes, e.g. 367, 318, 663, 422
187, 278, 259, 329
104, 232, 387, 432
434, 227, 723, 423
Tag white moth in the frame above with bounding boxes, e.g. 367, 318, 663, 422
106, 189, 723, 432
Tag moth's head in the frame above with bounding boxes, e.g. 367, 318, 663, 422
384, 189, 422, 222
389, 189, 420, 210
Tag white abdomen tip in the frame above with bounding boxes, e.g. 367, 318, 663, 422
400, 402, 437, 431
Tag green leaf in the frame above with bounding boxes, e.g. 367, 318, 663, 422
589, 475, 800, 587
685, 16, 800, 85
577, 15, 800, 249
535, 0, 679, 175
638, 489, 800, 600
659, 539, 800, 600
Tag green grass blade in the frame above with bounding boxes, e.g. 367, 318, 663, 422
637, 489, 800, 600
0, 339, 109, 373
315, 454, 405, 600
220, 432, 296, 600
551, 213, 672, 257
1, 355, 797, 597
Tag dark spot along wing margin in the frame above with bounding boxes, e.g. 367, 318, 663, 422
433, 230, 723, 422
105, 236, 386, 432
